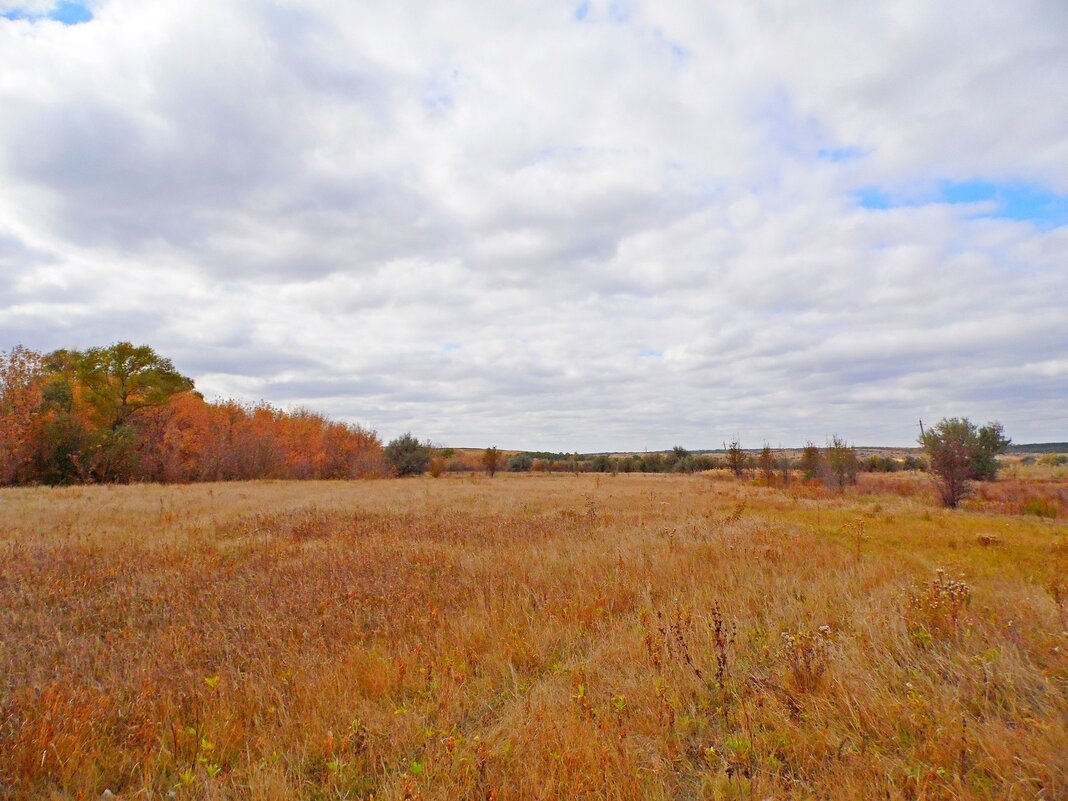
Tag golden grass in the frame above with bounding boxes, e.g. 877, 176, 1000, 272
1, 473, 1066, 800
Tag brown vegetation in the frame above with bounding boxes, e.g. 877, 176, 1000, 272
1, 471, 1066, 800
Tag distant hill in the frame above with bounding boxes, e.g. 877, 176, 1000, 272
1008, 442, 1068, 454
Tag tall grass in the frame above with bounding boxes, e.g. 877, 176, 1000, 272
1, 474, 1066, 799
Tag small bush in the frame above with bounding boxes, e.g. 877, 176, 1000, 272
780, 625, 832, 692
385, 433, 430, 476
1037, 454, 1068, 467
906, 569, 971, 642
1023, 498, 1058, 518
864, 455, 900, 473
507, 453, 534, 472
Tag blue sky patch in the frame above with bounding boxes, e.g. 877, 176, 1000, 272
855, 186, 893, 210
940, 180, 1068, 227
51, 2, 92, 24
1, 2, 93, 24
573, 0, 591, 21
856, 180, 1068, 228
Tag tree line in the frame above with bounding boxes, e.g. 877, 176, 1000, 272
384, 424, 1010, 509
0, 344, 384, 484
3, 342, 1011, 504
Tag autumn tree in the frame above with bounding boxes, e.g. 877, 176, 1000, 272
724, 439, 746, 479
920, 418, 1010, 508
758, 443, 775, 486
33, 349, 93, 484
70, 344, 194, 481
0, 341, 385, 485
798, 442, 822, 480
481, 446, 503, 477
0, 345, 44, 484
824, 435, 859, 491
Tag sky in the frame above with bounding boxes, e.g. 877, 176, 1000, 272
1, 1, 1066, 451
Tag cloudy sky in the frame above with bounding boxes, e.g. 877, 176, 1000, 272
1, 1, 1066, 450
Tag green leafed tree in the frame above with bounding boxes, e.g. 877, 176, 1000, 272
920, 418, 1011, 508
31, 343, 194, 484
798, 442, 822, 480
385, 432, 431, 476
824, 435, 859, 491
74, 342, 194, 430
724, 439, 746, 479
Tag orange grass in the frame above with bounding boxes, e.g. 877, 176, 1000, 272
1, 473, 1066, 800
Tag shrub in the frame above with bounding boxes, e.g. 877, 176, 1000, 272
780, 625, 832, 692
1037, 454, 1068, 467
507, 453, 534, 472
693, 454, 721, 471
667, 446, 694, 474
639, 453, 664, 473
590, 454, 613, 473
906, 569, 971, 642
864, 455, 900, 473
902, 454, 927, 471
1023, 498, 1058, 518
385, 433, 430, 476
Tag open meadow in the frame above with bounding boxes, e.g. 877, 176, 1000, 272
2, 470, 1067, 800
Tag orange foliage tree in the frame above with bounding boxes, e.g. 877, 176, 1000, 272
0, 343, 386, 485
0, 345, 44, 484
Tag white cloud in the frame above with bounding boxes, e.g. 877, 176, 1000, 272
0, 0, 1066, 450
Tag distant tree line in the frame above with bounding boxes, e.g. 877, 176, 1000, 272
0, 344, 385, 485
384, 422, 1011, 511
385, 437, 922, 483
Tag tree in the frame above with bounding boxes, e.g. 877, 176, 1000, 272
824, 435, 859, 491
758, 443, 775, 486
798, 443, 822, 480
385, 433, 430, 476
778, 452, 792, 486
724, 439, 746, 479
0, 341, 388, 485
920, 418, 1010, 508
481, 446, 502, 477
973, 421, 1011, 480
74, 342, 194, 430
0, 345, 44, 484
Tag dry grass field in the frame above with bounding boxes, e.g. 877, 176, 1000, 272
2, 470, 1067, 800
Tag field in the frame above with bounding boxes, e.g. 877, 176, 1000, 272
2, 470, 1067, 800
